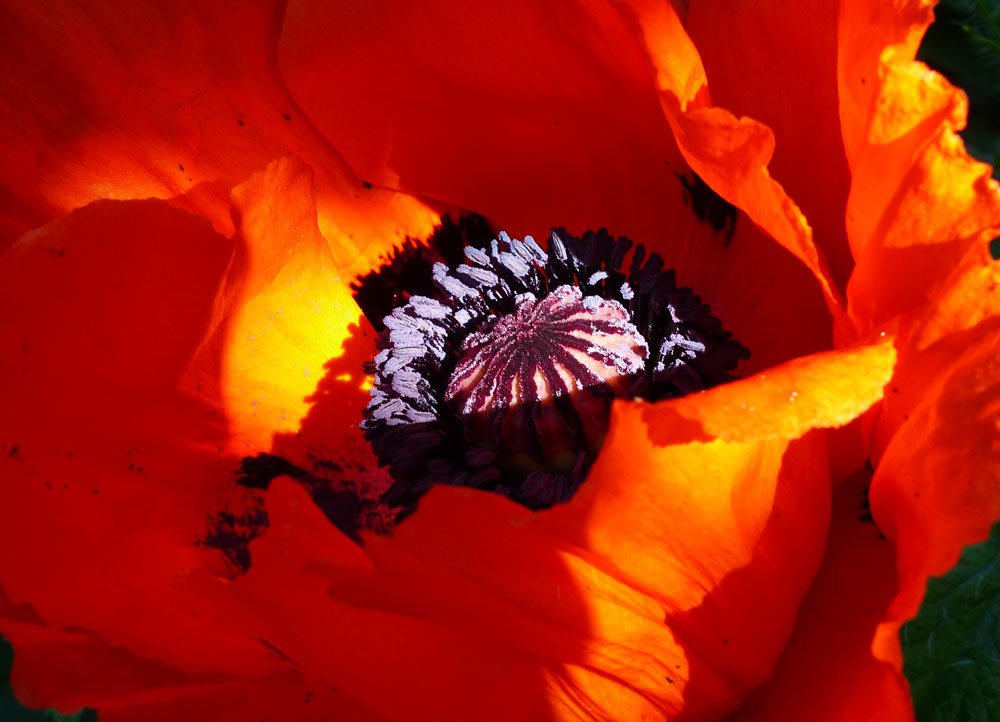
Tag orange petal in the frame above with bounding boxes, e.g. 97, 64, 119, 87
728, 471, 914, 722
870, 242, 999, 461
838, 2, 1000, 335
641, 334, 896, 445
909, 242, 1000, 352
837, 0, 935, 168
870, 321, 1000, 671
182, 157, 372, 457
207, 335, 897, 720
683, 0, 854, 292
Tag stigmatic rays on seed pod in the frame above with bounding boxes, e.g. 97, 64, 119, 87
362, 227, 749, 512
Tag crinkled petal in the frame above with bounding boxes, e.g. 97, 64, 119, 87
870, 321, 1000, 671
838, 0, 935, 168
838, 1, 1000, 336
623, 0, 842, 315
681, 0, 854, 291
871, 246, 999, 462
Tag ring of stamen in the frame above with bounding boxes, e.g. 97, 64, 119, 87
362, 227, 749, 513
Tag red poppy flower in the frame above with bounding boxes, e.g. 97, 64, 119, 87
0, 1, 997, 721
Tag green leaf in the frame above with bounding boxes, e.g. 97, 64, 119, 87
901, 520, 1000, 722
919, 0, 1000, 178
0, 636, 98, 722
961, 0, 1000, 73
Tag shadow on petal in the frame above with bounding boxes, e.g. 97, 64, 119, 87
268, 321, 398, 537
727, 469, 913, 722
0, 197, 295, 692
669, 433, 832, 721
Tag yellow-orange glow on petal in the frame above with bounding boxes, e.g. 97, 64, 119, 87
620, 0, 707, 109
544, 432, 830, 718
847, 60, 995, 254
837, 0, 936, 168
911, 242, 1000, 351
353, 481, 708, 720
642, 335, 897, 445
594, 437, 777, 598
184, 157, 366, 452
839, 5, 1000, 336
314, 183, 441, 280
332, 339, 897, 719
219, 428, 845, 719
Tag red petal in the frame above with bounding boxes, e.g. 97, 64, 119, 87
0, 0, 436, 266
0, 136, 442, 700
0, 1, 279, 240
1, 592, 204, 714
279, 0, 679, 246
1, 600, 376, 722
199, 339, 894, 720
0, 201, 231, 415
0, 200, 285, 679
278, 0, 835, 372
683, 0, 854, 292
622, 0, 842, 317
728, 471, 914, 722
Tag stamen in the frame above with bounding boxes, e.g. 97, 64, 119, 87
362, 226, 750, 513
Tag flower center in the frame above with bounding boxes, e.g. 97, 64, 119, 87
362, 227, 750, 513
445, 285, 647, 477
